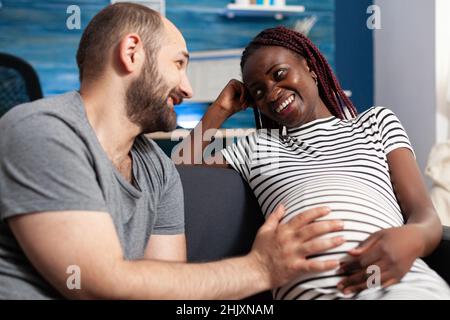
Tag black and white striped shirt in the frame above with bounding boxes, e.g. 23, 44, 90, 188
222, 106, 450, 300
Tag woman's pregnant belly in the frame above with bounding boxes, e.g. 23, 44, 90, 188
268, 175, 405, 299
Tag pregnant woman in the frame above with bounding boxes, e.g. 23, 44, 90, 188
180, 26, 450, 299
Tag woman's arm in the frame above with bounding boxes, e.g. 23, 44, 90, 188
388, 148, 442, 255
175, 79, 250, 167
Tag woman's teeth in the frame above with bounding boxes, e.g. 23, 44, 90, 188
275, 95, 294, 113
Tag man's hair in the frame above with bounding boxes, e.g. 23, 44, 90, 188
241, 26, 357, 120
76, 2, 163, 82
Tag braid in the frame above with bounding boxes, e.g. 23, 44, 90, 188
241, 26, 357, 120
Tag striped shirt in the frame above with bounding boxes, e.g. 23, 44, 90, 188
222, 106, 450, 300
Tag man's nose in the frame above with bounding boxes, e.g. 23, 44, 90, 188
180, 74, 193, 99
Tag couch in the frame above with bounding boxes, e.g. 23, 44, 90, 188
177, 165, 450, 299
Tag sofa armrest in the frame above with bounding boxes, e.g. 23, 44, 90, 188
423, 226, 450, 284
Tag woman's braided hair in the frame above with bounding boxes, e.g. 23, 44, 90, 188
241, 26, 357, 121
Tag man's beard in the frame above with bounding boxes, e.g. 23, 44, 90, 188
125, 59, 178, 134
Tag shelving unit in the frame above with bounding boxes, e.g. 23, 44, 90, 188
110, 0, 165, 16
224, 1, 305, 20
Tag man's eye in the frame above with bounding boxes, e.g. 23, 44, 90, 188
176, 61, 184, 69
274, 69, 286, 81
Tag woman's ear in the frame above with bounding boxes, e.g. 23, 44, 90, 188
303, 58, 313, 71
304, 59, 318, 85
311, 71, 318, 85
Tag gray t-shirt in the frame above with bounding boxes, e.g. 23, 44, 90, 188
0, 91, 184, 299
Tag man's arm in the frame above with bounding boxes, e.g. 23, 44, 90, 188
9, 205, 345, 300
144, 234, 187, 262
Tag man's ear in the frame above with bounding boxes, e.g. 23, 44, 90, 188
118, 33, 145, 73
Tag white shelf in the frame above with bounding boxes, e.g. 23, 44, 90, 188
110, 0, 165, 16
225, 4, 305, 20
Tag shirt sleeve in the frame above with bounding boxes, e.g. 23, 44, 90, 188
152, 149, 185, 235
374, 106, 416, 158
0, 114, 107, 221
221, 131, 259, 182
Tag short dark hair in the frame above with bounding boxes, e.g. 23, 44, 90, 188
76, 2, 163, 82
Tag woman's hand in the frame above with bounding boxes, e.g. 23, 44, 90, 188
211, 79, 252, 118
337, 225, 424, 294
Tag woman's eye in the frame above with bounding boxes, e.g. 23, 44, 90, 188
274, 69, 286, 81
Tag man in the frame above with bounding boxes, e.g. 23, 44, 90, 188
0, 3, 345, 299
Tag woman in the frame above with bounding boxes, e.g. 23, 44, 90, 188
183, 26, 450, 299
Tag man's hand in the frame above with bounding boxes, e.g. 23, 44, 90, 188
337, 225, 423, 294
250, 205, 346, 289
211, 79, 251, 118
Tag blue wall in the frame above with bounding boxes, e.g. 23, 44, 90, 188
335, 0, 373, 112
168, 0, 336, 128
0, 0, 368, 127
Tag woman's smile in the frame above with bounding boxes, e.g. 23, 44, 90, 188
274, 94, 295, 114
